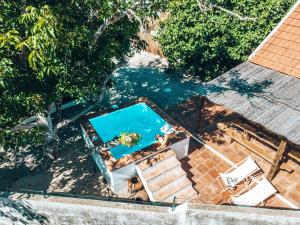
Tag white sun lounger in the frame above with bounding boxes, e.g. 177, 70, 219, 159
230, 177, 277, 206
217, 157, 261, 191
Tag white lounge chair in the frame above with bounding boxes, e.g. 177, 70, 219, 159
229, 177, 277, 206
217, 157, 261, 191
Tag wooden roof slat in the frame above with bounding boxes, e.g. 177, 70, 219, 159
206, 62, 300, 146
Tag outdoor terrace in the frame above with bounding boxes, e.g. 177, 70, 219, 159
79, 96, 299, 209
167, 97, 300, 209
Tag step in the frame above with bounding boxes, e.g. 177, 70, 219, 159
153, 176, 192, 202
147, 165, 186, 193
137, 149, 176, 171
141, 156, 181, 182
164, 185, 198, 204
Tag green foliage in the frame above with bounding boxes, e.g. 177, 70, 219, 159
0, 0, 166, 152
118, 132, 141, 147
157, 0, 294, 81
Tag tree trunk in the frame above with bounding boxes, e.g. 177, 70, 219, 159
52, 99, 63, 159
57, 73, 114, 129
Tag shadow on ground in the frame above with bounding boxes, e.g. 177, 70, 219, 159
102, 67, 206, 110
0, 197, 49, 224
3, 123, 113, 197
103, 66, 273, 111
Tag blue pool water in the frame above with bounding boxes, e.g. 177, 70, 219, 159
89, 102, 170, 159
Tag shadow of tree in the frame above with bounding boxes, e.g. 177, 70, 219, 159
205, 70, 273, 98
102, 66, 273, 117
0, 197, 49, 224
5, 122, 113, 198
0, 145, 45, 191
102, 66, 204, 110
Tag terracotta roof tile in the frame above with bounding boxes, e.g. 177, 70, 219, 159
286, 25, 300, 34
250, 4, 300, 79
289, 11, 300, 19
289, 18, 300, 27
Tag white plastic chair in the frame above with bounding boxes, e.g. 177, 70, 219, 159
217, 157, 261, 191
229, 177, 277, 206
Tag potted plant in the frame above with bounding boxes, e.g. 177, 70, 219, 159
118, 132, 141, 147
128, 176, 143, 194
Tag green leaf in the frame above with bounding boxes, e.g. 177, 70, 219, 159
28, 50, 37, 70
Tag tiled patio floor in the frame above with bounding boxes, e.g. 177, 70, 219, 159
167, 97, 300, 209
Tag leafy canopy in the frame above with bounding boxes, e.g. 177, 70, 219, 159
157, 0, 294, 81
0, 0, 166, 151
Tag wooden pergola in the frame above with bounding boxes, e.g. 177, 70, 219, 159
198, 96, 300, 181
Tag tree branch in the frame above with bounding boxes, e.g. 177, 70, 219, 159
13, 115, 48, 131
13, 122, 41, 131
94, 12, 127, 43
94, 1, 145, 43
196, 0, 256, 21
127, 9, 145, 32
56, 72, 115, 129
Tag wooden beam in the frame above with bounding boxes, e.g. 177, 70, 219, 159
198, 96, 206, 129
267, 140, 287, 181
230, 122, 278, 150
218, 123, 275, 163
288, 149, 300, 162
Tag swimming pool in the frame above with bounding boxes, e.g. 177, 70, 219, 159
89, 102, 170, 159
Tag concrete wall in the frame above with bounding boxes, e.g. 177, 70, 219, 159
91, 152, 112, 185
80, 125, 94, 149
169, 137, 190, 160
112, 163, 137, 193
81, 126, 113, 186
1, 195, 300, 225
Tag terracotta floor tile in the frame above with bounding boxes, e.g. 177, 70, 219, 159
202, 183, 222, 197
197, 192, 214, 203
203, 158, 217, 169
280, 161, 297, 173
215, 162, 231, 172
295, 183, 300, 192
273, 178, 290, 193
188, 159, 200, 168
200, 151, 212, 160
200, 173, 215, 184
287, 192, 300, 203
191, 175, 202, 184
193, 155, 206, 165
194, 180, 207, 192
196, 164, 210, 174
188, 149, 201, 158
208, 168, 219, 178
211, 195, 223, 204
210, 154, 222, 162
220, 191, 231, 203
268, 196, 289, 208
190, 167, 202, 176
231, 153, 245, 163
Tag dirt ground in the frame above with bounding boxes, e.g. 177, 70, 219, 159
1, 122, 114, 197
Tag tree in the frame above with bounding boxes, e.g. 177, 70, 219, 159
0, 0, 167, 160
156, 0, 294, 81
